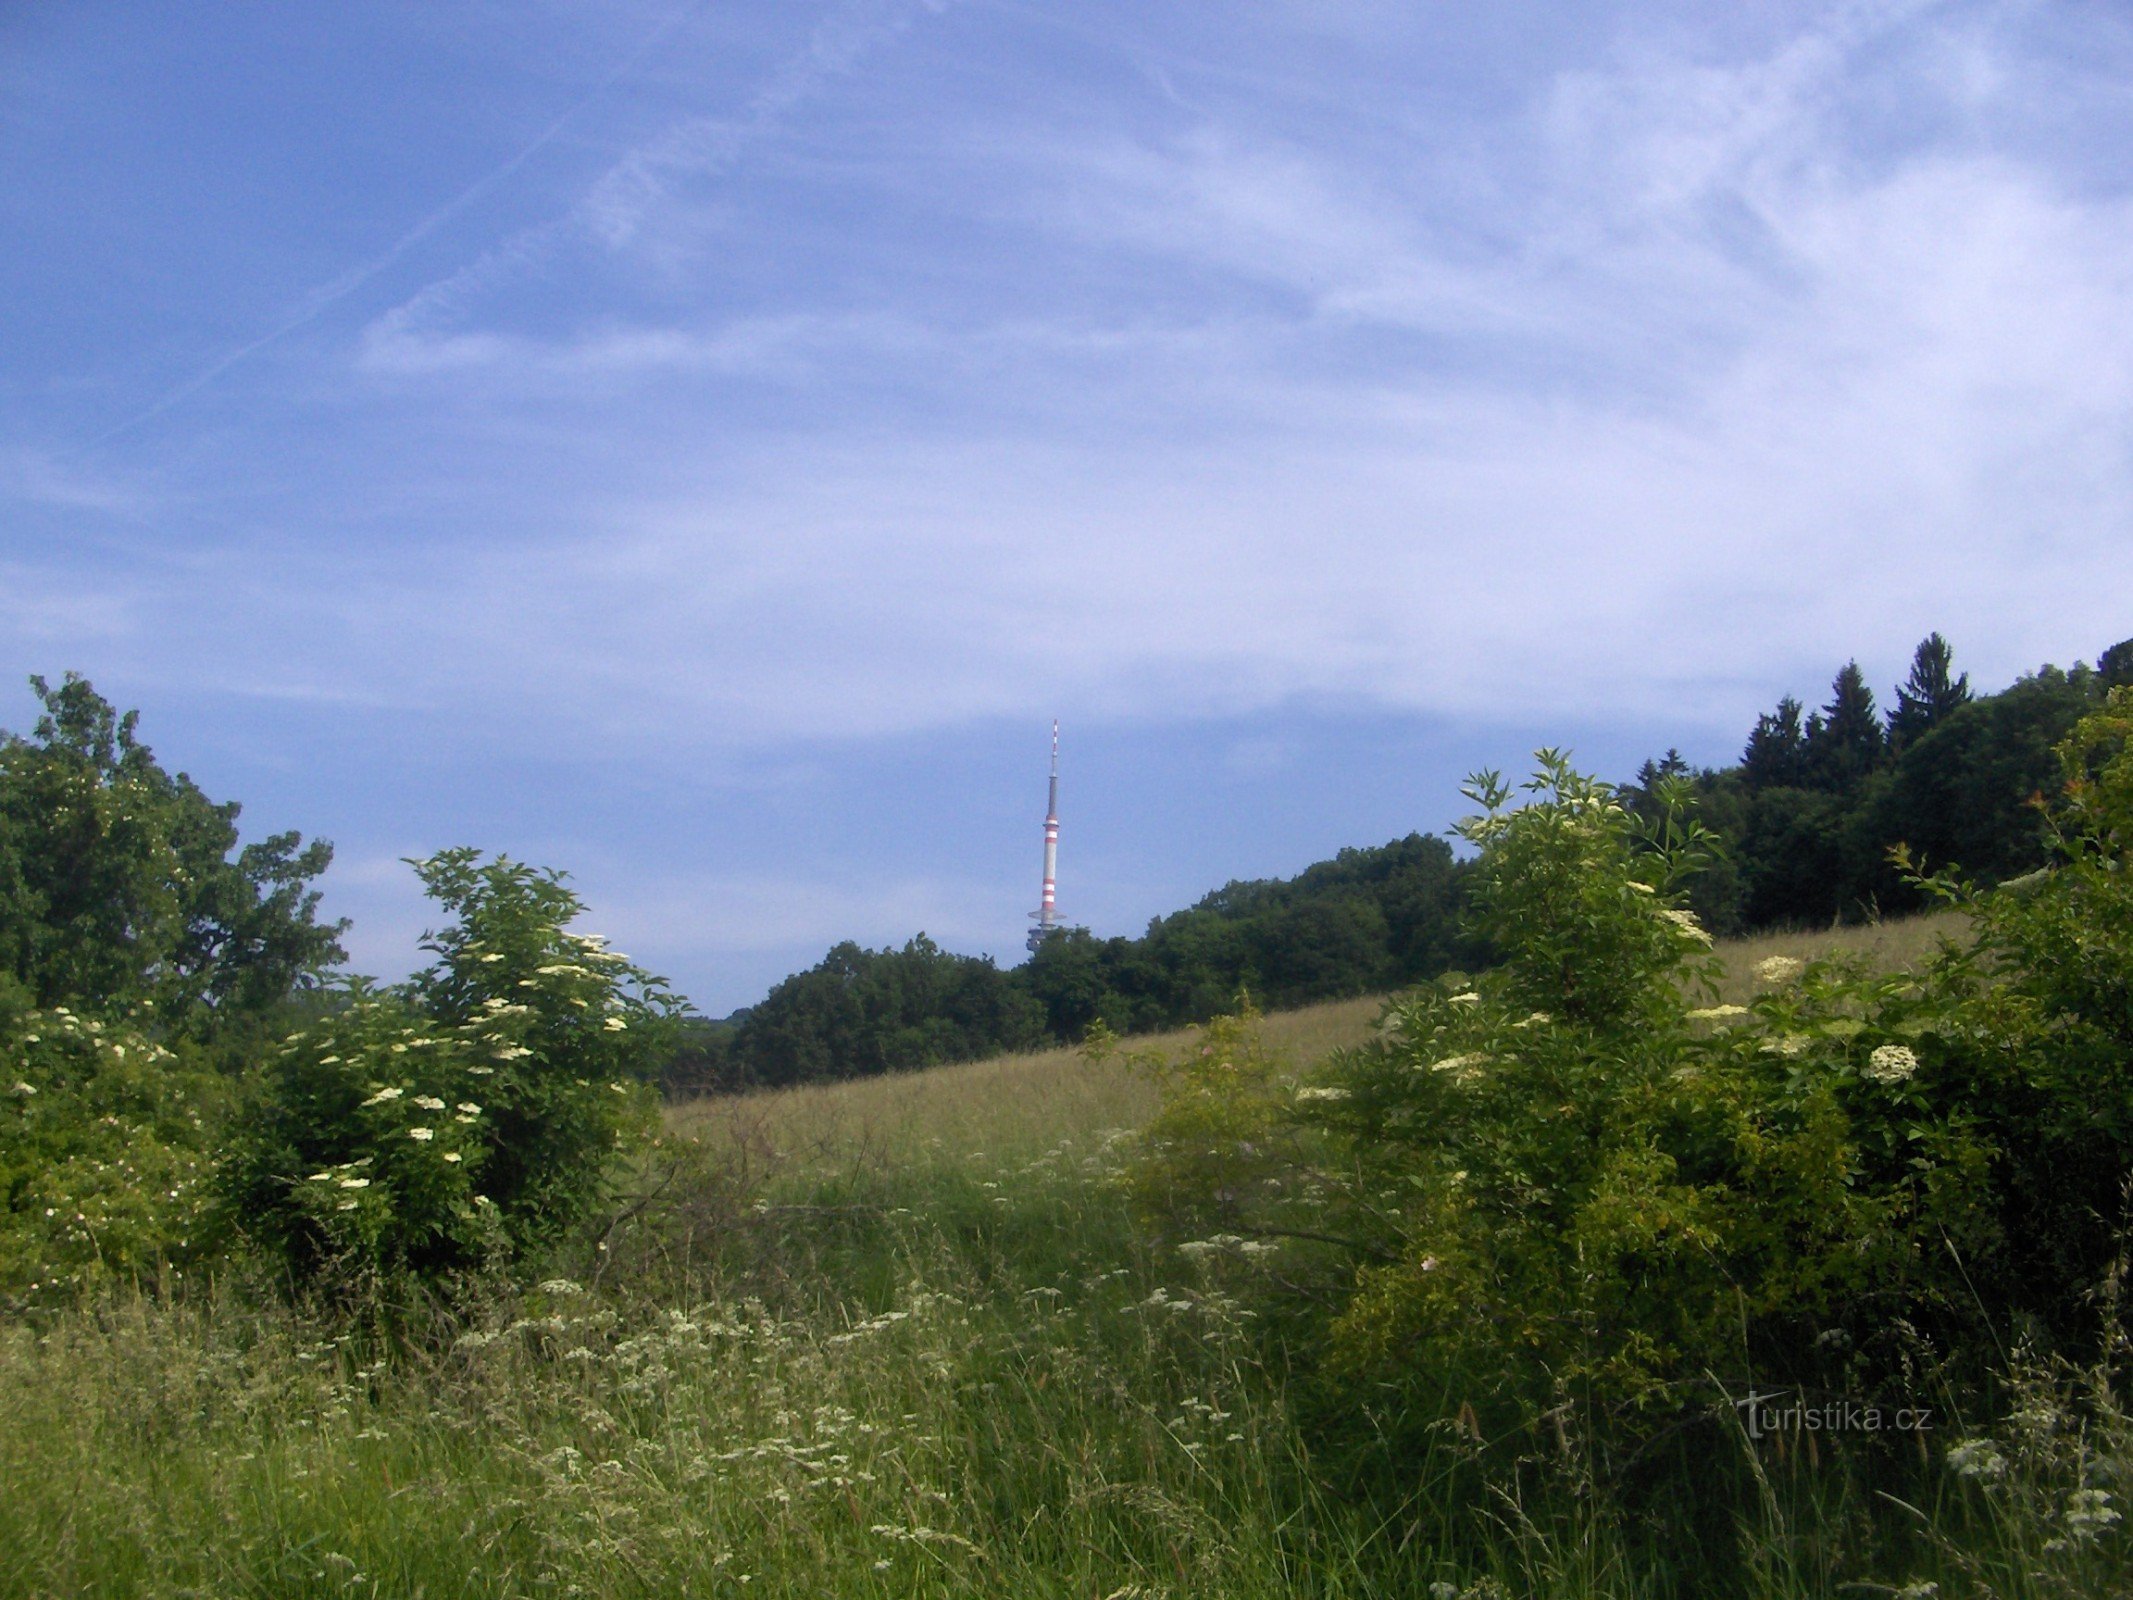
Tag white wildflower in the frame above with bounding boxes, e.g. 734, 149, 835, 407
1864, 1044, 1920, 1085
1295, 1085, 1349, 1102
10, 1082, 34, 1096
409, 1127, 435, 1142
360, 1086, 403, 1106
1754, 956, 1803, 984
411, 1095, 447, 1111
1687, 1005, 1749, 1022
308, 1171, 333, 1182
1447, 991, 1480, 1006
1760, 1034, 1811, 1058
1427, 1052, 1488, 1075
537, 1279, 585, 1297
603, 1016, 627, 1031
338, 1177, 370, 1190
443, 1151, 462, 1163
337, 1200, 360, 1212
456, 1102, 481, 1115
1658, 906, 1712, 945
2063, 1487, 2121, 1544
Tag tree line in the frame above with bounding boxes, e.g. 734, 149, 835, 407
665, 832, 1477, 1092
1623, 631, 2133, 936
675, 630, 2131, 1094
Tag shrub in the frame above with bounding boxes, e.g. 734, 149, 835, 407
1134, 717, 2133, 1483
0, 994, 223, 1304
221, 850, 680, 1289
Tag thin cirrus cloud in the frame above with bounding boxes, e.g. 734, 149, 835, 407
304, 0, 2132, 752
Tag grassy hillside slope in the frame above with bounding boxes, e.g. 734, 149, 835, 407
670, 910, 1968, 1171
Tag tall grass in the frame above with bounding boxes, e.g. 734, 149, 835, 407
0, 1147, 1394, 1597
5, 910, 2122, 1599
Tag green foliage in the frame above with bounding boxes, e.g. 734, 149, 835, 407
1908, 684, 2133, 1338
1123, 998, 1293, 1239
730, 934, 1047, 1088
1659, 640, 2107, 930
2100, 636, 2133, 691
0, 673, 345, 1047
1890, 630, 1973, 747
1135, 728, 2133, 1510
1806, 659, 1886, 791
711, 833, 1474, 1095
1138, 832, 1474, 1021
0, 997, 223, 1303
1458, 753, 1722, 1030
221, 851, 679, 1287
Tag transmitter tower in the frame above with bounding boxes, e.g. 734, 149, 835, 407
1027, 720, 1063, 953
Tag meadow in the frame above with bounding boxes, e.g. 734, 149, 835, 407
17, 906, 2119, 1600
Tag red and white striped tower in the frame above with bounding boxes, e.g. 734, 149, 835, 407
1027, 720, 1062, 953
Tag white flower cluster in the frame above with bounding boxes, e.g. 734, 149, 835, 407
1945, 1437, 2006, 1482
1426, 1052, 1489, 1082
1755, 956, 1804, 984
1658, 907, 1713, 946
1863, 1044, 1920, 1085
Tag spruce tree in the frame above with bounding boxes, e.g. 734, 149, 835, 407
1805, 661, 1884, 790
1888, 632, 1972, 745
1742, 695, 1808, 788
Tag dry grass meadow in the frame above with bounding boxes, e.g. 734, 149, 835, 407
668, 909, 1972, 1177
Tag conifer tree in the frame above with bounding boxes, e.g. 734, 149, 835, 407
1805, 661, 1884, 790
1741, 695, 1808, 788
1888, 632, 1972, 745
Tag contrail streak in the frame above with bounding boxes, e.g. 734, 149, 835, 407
90, 0, 717, 446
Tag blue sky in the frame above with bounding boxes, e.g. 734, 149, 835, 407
4, 0, 2130, 1013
